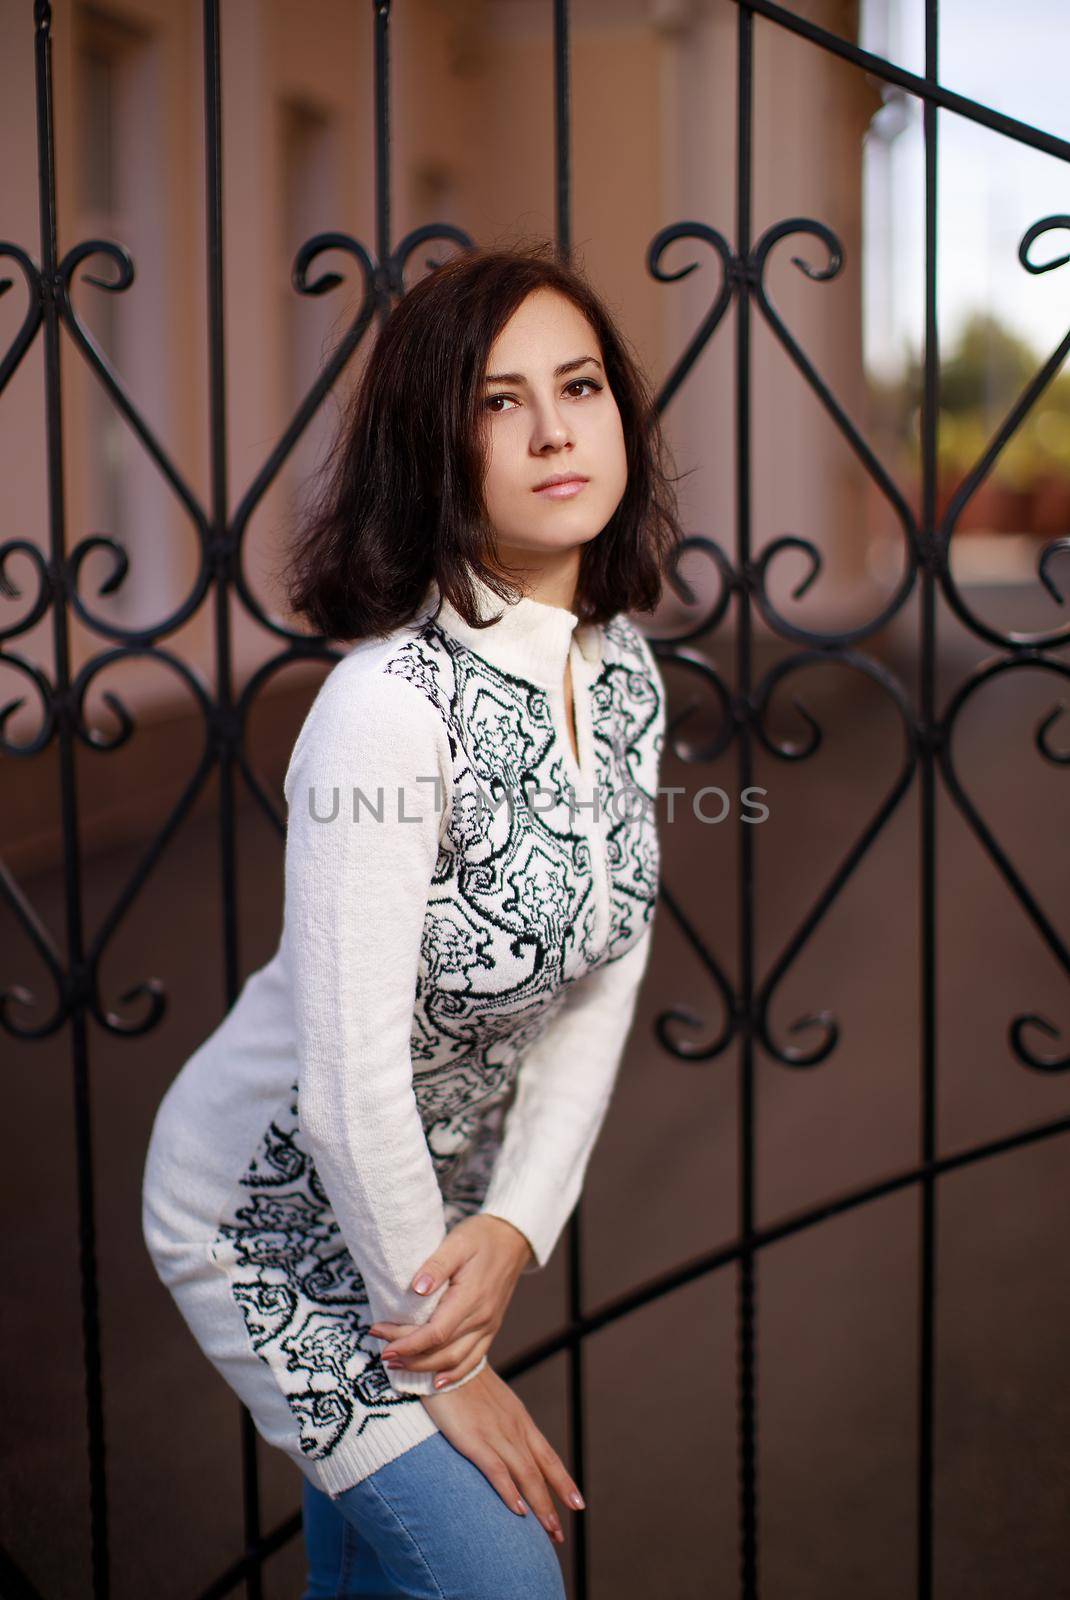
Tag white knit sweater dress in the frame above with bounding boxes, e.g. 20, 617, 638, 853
141, 570, 665, 1498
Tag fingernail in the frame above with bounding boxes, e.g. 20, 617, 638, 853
383, 1349, 399, 1359
546, 1515, 561, 1535
433, 1375, 449, 1389
568, 1490, 585, 1510
413, 1274, 433, 1294
515, 1497, 527, 1515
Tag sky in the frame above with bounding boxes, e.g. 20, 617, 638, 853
860, 0, 1070, 378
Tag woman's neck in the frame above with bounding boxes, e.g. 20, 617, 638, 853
485, 546, 582, 615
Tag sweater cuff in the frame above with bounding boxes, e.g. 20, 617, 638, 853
386, 1351, 488, 1398
479, 1170, 566, 1274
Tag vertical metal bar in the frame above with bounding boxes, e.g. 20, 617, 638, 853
553, 0, 571, 262
552, 3, 587, 1594
202, 3, 262, 1594
32, 2, 111, 1594
735, 7, 758, 1599
374, 1, 393, 323
917, 3, 939, 1596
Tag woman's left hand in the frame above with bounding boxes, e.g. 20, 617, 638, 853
368, 1214, 533, 1387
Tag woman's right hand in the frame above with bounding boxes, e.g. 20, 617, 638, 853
419, 1362, 585, 1546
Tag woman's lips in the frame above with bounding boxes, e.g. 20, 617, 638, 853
533, 479, 588, 499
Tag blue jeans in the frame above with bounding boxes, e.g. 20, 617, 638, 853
300, 1432, 568, 1599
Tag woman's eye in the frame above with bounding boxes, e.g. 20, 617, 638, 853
484, 380, 602, 413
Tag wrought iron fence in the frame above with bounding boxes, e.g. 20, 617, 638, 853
2, 0, 1069, 1597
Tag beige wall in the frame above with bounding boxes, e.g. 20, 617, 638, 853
0, 0, 880, 854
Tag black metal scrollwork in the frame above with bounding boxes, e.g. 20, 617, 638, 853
3, 4, 1068, 1600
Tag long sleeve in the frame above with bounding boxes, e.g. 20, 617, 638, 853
478, 923, 655, 1272
283, 664, 485, 1397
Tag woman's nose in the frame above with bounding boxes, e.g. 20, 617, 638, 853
531, 412, 571, 450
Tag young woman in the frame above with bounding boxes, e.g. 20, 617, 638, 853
142, 242, 682, 1599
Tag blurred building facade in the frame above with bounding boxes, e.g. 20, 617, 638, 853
0, 0, 880, 872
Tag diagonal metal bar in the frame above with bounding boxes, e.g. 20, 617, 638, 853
728, 0, 1070, 165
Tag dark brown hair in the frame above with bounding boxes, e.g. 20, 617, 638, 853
281, 240, 684, 641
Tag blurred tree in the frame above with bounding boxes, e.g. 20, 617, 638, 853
870, 311, 1070, 508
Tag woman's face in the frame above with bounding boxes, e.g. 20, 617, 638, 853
479, 287, 627, 568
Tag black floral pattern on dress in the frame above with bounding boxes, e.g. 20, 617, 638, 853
211, 613, 663, 1463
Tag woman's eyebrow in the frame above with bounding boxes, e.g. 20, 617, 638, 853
483, 355, 604, 385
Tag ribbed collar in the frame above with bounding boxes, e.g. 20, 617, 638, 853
417, 570, 603, 688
